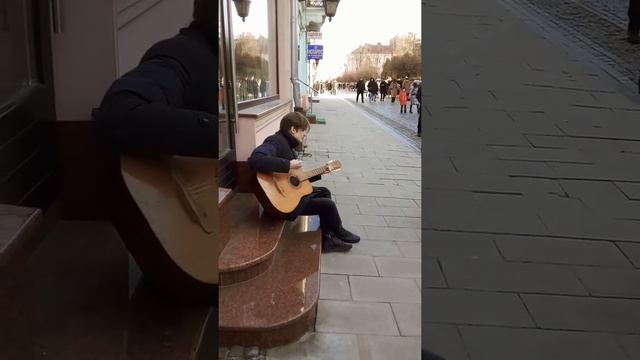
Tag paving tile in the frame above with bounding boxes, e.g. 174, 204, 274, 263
375, 257, 421, 278
391, 303, 421, 336
335, 195, 378, 206
422, 230, 502, 260
321, 254, 378, 276
401, 207, 422, 218
422, 324, 469, 360
424, 258, 446, 288
441, 258, 587, 295
363, 226, 420, 242
384, 216, 422, 229
618, 335, 640, 360
559, 180, 640, 219
342, 214, 387, 227
349, 240, 401, 257
492, 146, 593, 164
357, 205, 404, 216
267, 333, 360, 360
424, 190, 550, 235
423, 289, 534, 327
459, 325, 630, 360
575, 267, 640, 299
618, 242, 640, 268
616, 182, 640, 201
376, 198, 417, 207
320, 274, 351, 301
357, 335, 420, 360
495, 235, 632, 267
316, 300, 399, 335
522, 294, 640, 333
350, 276, 421, 303
396, 241, 421, 258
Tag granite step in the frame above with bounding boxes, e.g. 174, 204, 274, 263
218, 193, 285, 285
219, 218, 321, 348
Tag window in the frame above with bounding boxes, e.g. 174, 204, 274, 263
231, 0, 277, 104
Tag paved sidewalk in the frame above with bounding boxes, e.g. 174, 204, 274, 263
345, 91, 421, 133
266, 96, 421, 360
425, 0, 640, 359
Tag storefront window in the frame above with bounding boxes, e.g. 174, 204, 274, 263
231, 0, 277, 104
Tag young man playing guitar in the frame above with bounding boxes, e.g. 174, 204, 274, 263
248, 112, 361, 253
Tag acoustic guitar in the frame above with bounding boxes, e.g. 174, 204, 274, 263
255, 160, 342, 218
107, 154, 218, 304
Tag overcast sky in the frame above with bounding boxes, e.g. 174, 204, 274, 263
314, 0, 422, 80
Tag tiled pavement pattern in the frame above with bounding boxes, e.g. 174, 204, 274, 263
510, 0, 640, 90
425, 0, 640, 359
344, 91, 423, 150
263, 96, 422, 359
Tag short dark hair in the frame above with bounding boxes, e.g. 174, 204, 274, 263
280, 112, 310, 133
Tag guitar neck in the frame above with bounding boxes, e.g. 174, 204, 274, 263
299, 165, 328, 181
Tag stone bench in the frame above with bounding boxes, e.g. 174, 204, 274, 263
218, 192, 322, 348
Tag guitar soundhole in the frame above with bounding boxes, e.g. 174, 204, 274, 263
289, 176, 300, 187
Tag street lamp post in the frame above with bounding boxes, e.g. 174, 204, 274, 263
323, 0, 340, 22
232, 0, 251, 22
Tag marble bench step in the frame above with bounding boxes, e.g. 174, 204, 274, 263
218, 193, 285, 286
219, 219, 321, 348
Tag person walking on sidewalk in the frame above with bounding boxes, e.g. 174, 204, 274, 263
629, 0, 640, 43
416, 82, 422, 136
379, 79, 388, 102
356, 78, 366, 103
409, 82, 419, 114
388, 78, 399, 103
402, 76, 412, 95
248, 112, 361, 253
367, 77, 379, 103
399, 88, 408, 114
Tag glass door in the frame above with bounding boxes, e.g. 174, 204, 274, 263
0, 0, 57, 208
218, 0, 237, 189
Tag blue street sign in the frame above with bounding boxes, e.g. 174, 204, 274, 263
307, 44, 323, 60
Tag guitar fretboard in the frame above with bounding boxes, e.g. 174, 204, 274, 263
299, 165, 328, 181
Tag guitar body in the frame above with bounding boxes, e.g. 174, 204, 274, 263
256, 168, 313, 218
108, 154, 218, 304
254, 160, 342, 218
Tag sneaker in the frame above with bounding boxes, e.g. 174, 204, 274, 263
322, 233, 352, 253
335, 227, 360, 244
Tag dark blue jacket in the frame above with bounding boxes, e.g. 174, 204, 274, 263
92, 23, 217, 157
248, 131, 321, 220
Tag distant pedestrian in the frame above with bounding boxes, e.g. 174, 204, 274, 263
399, 88, 408, 114
409, 82, 419, 113
416, 83, 422, 136
356, 78, 366, 103
629, 0, 640, 43
379, 79, 388, 102
367, 77, 378, 102
402, 76, 412, 94
388, 78, 399, 103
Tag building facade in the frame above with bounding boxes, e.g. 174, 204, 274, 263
345, 42, 394, 75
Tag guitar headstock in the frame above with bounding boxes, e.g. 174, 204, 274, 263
326, 159, 342, 173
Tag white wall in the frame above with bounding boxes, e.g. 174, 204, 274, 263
51, 0, 118, 121
116, 0, 193, 75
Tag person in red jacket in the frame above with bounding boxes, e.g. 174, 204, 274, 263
399, 88, 408, 114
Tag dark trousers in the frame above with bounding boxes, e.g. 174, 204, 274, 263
417, 105, 422, 134
630, 0, 640, 31
356, 91, 365, 103
299, 187, 342, 235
